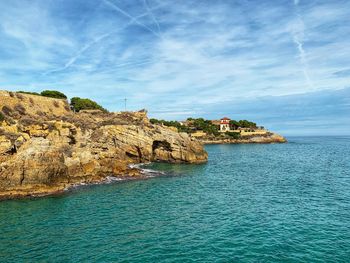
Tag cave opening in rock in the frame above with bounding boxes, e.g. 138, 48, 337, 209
152, 140, 172, 152
10, 145, 17, 154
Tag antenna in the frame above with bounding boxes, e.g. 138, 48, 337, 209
124, 98, 127, 111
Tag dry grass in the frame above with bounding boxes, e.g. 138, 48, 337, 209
2, 106, 13, 116
14, 104, 26, 116
0, 129, 20, 143
18, 117, 42, 126
15, 93, 24, 100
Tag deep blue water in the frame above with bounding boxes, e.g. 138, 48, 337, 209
1, 136, 350, 262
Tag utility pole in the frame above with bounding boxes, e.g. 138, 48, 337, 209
124, 98, 127, 112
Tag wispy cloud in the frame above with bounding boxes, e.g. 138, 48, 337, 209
291, 0, 313, 89
0, 0, 349, 134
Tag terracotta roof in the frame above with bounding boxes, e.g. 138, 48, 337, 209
221, 117, 230, 120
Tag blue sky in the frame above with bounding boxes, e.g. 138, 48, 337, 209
0, 0, 349, 135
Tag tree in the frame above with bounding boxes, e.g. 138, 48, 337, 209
70, 97, 107, 112
229, 120, 239, 129
150, 118, 190, 133
188, 118, 219, 136
41, 90, 67, 99
150, 118, 160, 124
238, 120, 257, 128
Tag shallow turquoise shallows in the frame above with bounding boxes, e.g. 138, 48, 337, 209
1, 137, 350, 262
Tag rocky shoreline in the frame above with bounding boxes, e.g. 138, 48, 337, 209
199, 133, 287, 144
0, 91, 207, 200
0, 91, 286, 200
0, 166, 164, 201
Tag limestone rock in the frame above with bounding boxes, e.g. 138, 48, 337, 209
0, 99, 208, 199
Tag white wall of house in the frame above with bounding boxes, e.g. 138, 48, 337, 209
220, 124, 230, 132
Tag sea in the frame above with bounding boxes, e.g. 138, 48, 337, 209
1, 136, 349, 262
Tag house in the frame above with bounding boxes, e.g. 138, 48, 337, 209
220, 117, 230, 132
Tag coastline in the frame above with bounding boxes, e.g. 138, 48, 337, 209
0, 90, 287, 201
0, 91, 208, 201
0, 164, 166, 201
198, 133, 287, 145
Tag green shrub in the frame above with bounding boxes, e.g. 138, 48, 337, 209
238, 119, 257, 128
149, 118, 190, 133
226, 131, 241, 139
17, 91, 40, 96
41, 90, 67, 99
190, 118, 219, 136
150, 118, 160, 124
0, 112, 4, 121
230, 119, 257, 129
70, 97, 107, 112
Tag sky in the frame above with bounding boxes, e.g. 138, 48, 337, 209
0, 0, 349, 135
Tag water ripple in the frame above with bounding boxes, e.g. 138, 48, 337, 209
0, 136, 350, 262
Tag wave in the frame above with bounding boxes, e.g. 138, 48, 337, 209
129, 163, 166, 178
65, 163, 166, 191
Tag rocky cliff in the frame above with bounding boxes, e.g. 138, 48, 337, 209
0, 91, 207, 200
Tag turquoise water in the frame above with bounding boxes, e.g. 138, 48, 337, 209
1, 137, 350, 262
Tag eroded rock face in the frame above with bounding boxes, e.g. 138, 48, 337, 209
0, 111, 207, 199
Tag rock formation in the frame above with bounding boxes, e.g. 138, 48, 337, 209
199, 132, 287, 144
0, 91, 207, 199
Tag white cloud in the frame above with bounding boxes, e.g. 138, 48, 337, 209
0, 0, 349, 135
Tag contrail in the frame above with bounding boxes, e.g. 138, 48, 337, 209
44, 31, 118, 75
44, 7, 161, 75
293, 30, 313, 88
292, 0, 313, 88
103, 0, 161, 38
143, 0, 161, 34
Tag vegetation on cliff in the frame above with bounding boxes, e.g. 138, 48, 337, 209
230, 120, 257, 129
150, 118, 220, 135
70, 97, 107, 112
150, 119, 189, 133
226, 131, 241, 139
41, 90, 67, 99
187, 118, 220, 136
148, 117, 285, 143
10, 90, 106, 114
150, 117, 260, 136
17, 91, 41, 96
18, 90, 67, 99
